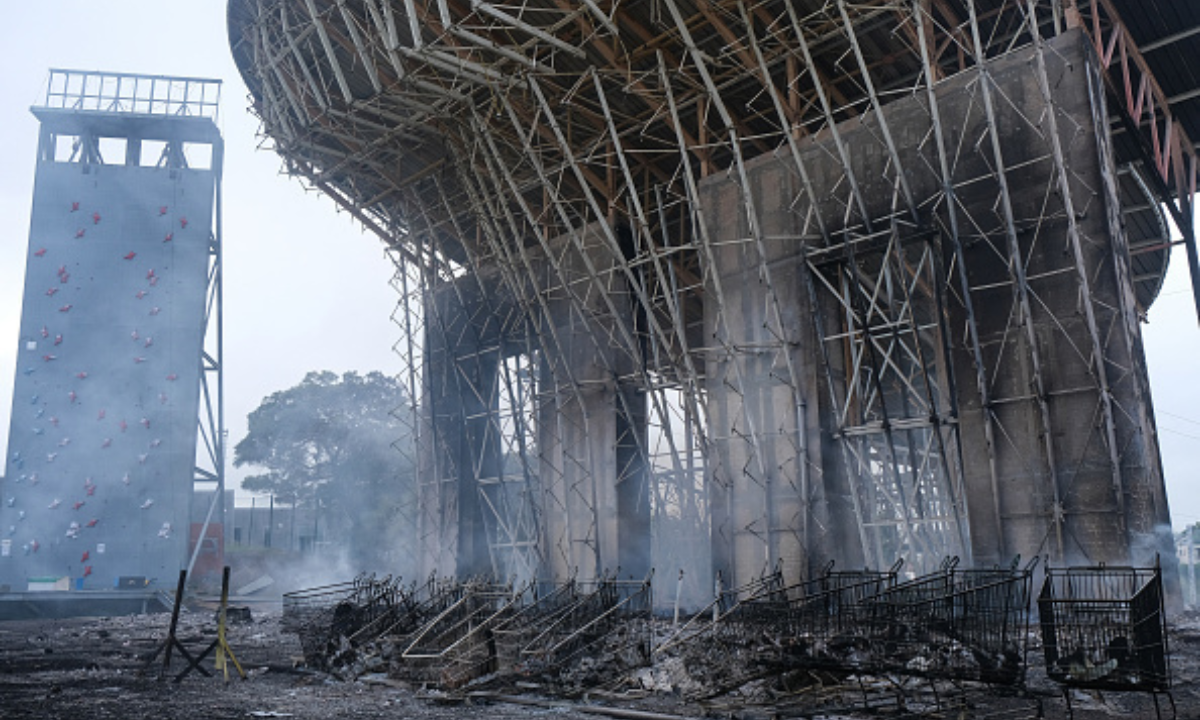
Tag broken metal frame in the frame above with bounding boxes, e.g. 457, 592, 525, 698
281, 573, 409, 665
856, 556, 1037, 686
1038, 558, 1173, 719
396, 579, 528, 687
231, 0, 1181, 586
513, 575, 654, 676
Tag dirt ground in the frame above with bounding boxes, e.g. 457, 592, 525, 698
1, 604, 1199, 719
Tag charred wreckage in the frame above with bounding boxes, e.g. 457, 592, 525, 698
225, 0, 1199, 715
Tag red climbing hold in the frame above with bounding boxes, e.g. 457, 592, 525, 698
34, 248, 46, 257
179, 216, 188, 228
163, 232, 173, 243
135, 290, 147, 300
159, 205, 168, 216
166, 374, 178, 381
72, 501, 85, 510
85, 484, 95, 496
75, 229, 85, 239
92, 212, 101, 224
86, 519, 98, 527
83, 565, 92, 578
54, 335, 63, 346
68, 391, 77, 403
40, 327, 48, 338
119, 420, 128, 433
45, 287, 58, 297
140, 418, 151, 429
71, 201, 79, 212
149, 277, 158, 287
144, 337, 153, 348
149, 307, 161, 316
134, 356, 146, 364
123, 252, 136, 260
30, 540, 39, 553
131, 330, 139, 341
42, 354, 56, 362
147, 269, 155, 279
75, 371, 87, 379
59, 304, 72, 312
81, 551, 89, 562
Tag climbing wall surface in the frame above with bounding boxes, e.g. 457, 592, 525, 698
1, 135, 215, 590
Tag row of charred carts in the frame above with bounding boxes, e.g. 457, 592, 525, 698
282, 557, 1172, 717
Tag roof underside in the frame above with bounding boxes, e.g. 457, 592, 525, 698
228, 0, 1200, 312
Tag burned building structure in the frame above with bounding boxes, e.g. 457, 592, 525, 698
228, 0, 1199, 600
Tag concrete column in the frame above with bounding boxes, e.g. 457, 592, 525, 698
535, 223, 650, 582
420, 271, 505, 578
699, 156, 852, 589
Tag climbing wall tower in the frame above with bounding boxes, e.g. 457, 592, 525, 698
1, 70, 224, 592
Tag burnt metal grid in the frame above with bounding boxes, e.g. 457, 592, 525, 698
511, 576, 654, 678
654, 557, 1033, 696
282, 573, 656, 689
1038, 560, 1171, 710
654, 567, 788, 658
228, 0, 1187, 587
856, 557, 1037, 685
491, 579, 590, 669
281, 574, 408, 666
395, 580, 527, 687
654, 561, 903, 697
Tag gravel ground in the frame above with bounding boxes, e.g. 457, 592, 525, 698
2, 605, 1200, 719
0, 607, 604, 720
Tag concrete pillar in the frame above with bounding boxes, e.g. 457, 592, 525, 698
699, 157, 856, 590
535, 223, 650, 582
420, 270, 506, 578
693, 28, 1170, 581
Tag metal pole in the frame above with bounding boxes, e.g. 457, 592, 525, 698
1185, 523, 1195, 607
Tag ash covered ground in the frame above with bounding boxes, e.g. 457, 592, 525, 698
2, 606, 1200, 719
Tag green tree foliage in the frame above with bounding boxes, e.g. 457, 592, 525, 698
234, 371, 415, 569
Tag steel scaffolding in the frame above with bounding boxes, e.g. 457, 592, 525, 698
228, 0, 1192, 590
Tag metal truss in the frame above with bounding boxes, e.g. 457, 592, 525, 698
230, 0, 1187, 584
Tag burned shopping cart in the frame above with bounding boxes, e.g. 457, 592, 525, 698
1038, 559, 1172, 718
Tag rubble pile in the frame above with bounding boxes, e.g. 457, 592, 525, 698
282, 574, 655, 690
0, 561, 1190, 719
278, 559, 1178, 717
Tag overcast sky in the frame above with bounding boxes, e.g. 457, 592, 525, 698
1, 2, 1199, 530
0, 2, 400, 504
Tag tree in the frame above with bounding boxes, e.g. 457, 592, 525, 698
234, 371, 416, 570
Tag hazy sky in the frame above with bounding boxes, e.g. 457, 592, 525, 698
0, 2, 400, 503
1, 2, 1199, 531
